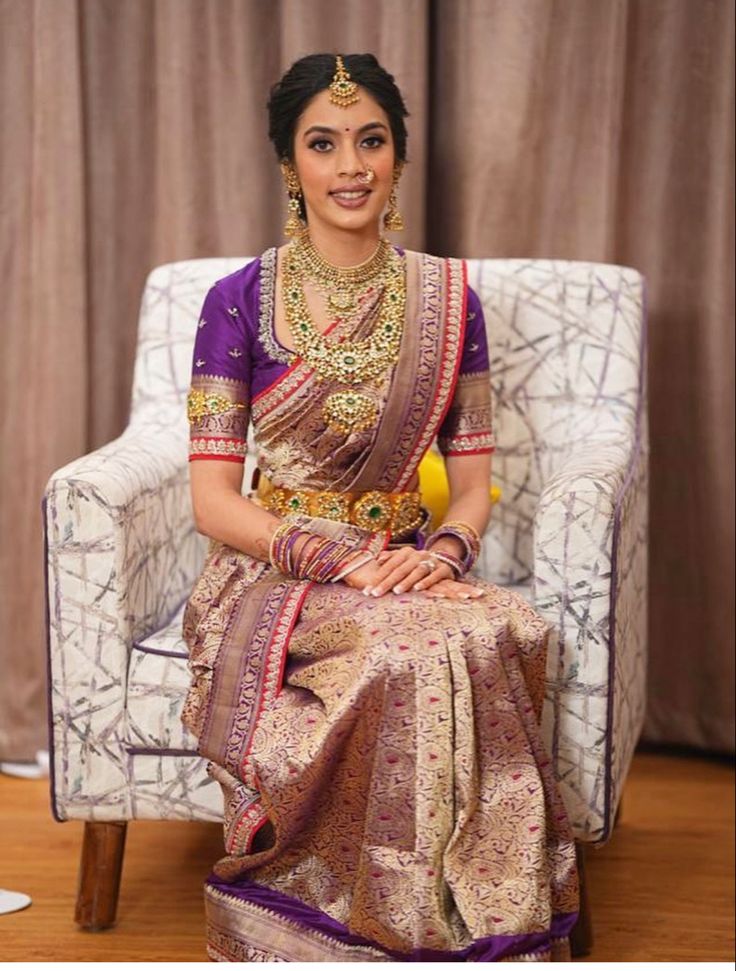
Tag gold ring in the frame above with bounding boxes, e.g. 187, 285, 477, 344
420, 558, 438, 571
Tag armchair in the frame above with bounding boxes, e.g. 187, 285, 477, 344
44, 256, 648, 951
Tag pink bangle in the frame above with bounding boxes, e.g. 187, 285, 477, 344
331, 550, 375, 583
428, 549, 465, 579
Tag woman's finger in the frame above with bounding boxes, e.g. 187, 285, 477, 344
391, 562, 452, 594
363, 549, 412, 590
367, 561, 430, 596
432, 578, 485, 599
412, 560, 454, 590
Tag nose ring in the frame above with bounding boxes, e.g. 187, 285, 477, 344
356, 167, 375, 185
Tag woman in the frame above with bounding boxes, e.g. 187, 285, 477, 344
181, 52, 579, 962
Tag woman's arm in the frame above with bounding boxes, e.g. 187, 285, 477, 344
418, 450, 493, 564
445, 450, 493, 532
190, 460, 285, 563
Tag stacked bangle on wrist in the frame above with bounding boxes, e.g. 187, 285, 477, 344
269, 520, 369, 583
330, 549, 375, 583
426, 549, 465, 579
425, 520, 482, 575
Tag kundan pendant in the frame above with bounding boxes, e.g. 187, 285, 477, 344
323, 390, 378, 434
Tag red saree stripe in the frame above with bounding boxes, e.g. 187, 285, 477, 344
189, 454, 246, 464
251, 358, 304, 409
395, 258, 468, 488
239, 581, 314, 786
435, 258, 469, 436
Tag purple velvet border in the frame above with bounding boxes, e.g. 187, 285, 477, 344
206, 873, 579, 962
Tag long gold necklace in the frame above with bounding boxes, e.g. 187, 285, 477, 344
283, 232, 406, 433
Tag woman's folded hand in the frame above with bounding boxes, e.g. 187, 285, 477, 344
342, 546, 485, 600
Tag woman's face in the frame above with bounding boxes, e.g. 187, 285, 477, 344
291, 86, 397, 236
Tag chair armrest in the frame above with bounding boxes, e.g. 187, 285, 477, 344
44, 419, 206, 820
533, 433, 649, 843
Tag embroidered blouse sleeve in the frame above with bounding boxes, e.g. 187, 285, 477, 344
437, 284, 495, 458
187, 283, 251, 463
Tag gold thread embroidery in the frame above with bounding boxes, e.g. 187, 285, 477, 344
190, 437, 247, 458
187, 389, 248, 424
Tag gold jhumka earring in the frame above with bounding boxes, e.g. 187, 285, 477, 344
280, 160, 305, 238
383, 163, 405, 231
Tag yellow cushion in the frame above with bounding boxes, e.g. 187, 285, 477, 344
418, 450, 501, 530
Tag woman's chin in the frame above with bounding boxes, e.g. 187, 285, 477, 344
316, 211, 381, 233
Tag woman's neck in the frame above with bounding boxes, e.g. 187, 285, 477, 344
303, 221, 383, 267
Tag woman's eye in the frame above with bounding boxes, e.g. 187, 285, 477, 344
309, 135, 386, 152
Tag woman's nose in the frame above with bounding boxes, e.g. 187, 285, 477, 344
336, 143, 364, 176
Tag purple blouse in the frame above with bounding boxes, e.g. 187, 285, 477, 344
187, 248, 493, 463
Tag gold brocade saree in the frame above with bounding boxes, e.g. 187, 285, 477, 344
181, 248, 580, 962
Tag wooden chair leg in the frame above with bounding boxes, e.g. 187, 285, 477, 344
570, 840, 594, 958
75, 821, 128, 931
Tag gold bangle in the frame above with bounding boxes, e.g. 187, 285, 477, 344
440, 519, 482, 545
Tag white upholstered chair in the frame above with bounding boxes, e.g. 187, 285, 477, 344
43, 256, 648, 953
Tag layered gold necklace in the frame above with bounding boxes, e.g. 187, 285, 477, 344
283, 230, 406, 434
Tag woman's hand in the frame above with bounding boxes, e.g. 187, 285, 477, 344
342, 547, 484, 601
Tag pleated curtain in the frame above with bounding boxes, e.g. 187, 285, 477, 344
0, 0, 732, 760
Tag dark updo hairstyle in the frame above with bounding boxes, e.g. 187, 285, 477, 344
267, 53, 410, 221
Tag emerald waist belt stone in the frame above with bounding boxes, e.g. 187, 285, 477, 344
256, 472, 424, 539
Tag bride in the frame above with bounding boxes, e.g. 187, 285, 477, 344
181, 51, 579, 962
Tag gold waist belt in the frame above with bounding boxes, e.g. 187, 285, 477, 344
256, 472, 424, 538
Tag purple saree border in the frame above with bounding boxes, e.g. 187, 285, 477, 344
206, 873, 579, 962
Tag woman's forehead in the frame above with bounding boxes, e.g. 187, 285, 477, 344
296, 87, 388, 134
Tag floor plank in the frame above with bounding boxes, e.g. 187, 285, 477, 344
0, 745, 733, 961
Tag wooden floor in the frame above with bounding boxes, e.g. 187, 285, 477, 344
0, 744, 733, 962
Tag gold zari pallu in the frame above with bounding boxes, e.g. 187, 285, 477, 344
256, 472, 424, 539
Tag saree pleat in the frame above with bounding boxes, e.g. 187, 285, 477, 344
194, 576, 578, 961
182, 246, 580, 961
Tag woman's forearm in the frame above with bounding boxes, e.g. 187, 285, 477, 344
194, 489, 285, 563
428, 486, 492, 559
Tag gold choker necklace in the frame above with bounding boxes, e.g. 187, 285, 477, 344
293, 230, 392, 317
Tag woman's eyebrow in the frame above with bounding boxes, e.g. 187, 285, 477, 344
303, 122, 388, 138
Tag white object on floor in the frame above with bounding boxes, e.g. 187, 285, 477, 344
0, 890, 32, 915
0, 750, 49, 780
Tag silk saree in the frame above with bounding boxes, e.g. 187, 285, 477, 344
181, 245, 580, 961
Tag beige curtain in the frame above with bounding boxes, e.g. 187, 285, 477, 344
1, 0, 732, 761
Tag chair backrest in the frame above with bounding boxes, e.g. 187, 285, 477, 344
130, 256, 645, 584
467, 259, 645, 583
130, 257, 250, 420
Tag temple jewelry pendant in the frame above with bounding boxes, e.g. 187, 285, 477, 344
327, 288, 357, 314
322, 390, 378, 434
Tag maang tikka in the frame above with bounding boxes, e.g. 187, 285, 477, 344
280, 160, 304, 238
329, 54, 360, 107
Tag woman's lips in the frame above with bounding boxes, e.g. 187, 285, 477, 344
330, 190, 371, 209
